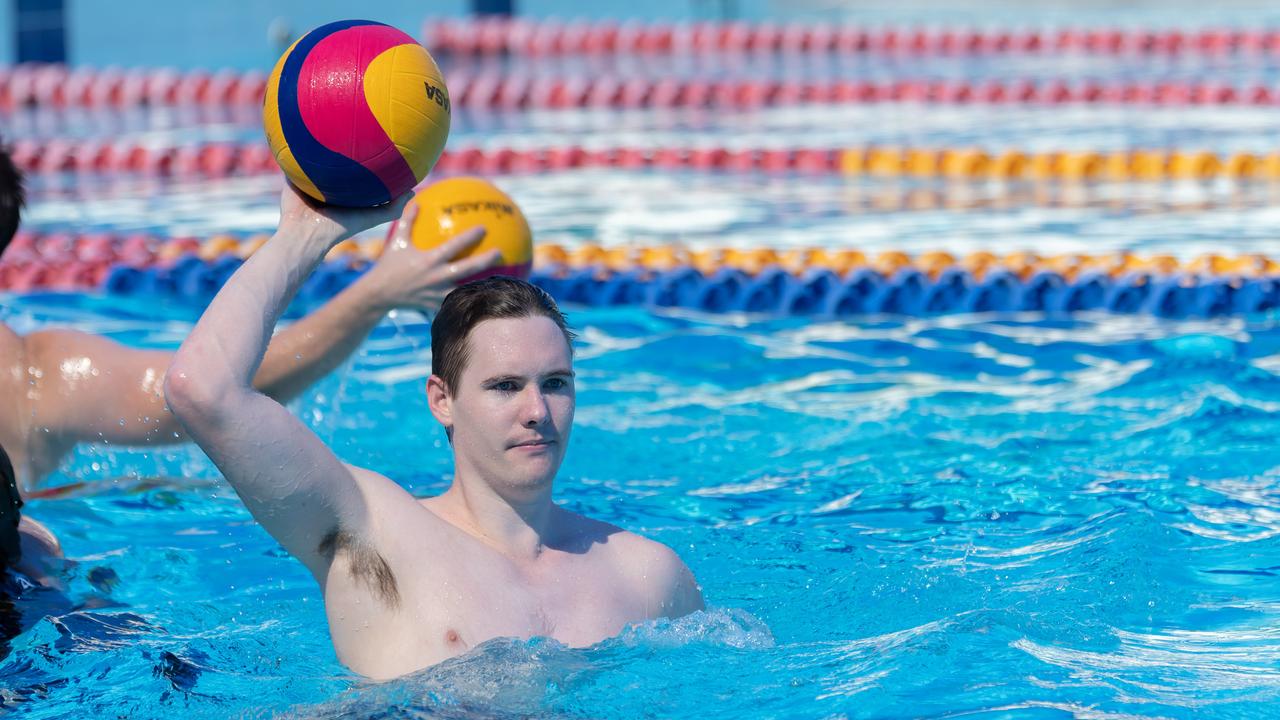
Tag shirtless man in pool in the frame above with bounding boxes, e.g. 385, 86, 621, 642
0, 147, 489, 589
165, 186, 704, 679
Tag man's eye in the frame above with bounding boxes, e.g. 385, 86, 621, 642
493, 381, 519, 392
544, 378, 566, 390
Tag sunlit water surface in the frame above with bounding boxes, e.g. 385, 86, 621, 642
2, 293, 1280, 718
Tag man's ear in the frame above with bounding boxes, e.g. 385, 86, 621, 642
426, 375, 453, 429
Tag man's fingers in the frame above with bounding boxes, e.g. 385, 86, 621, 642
395, 199, 419, 236
448, 249, 503, 280
385, 201, 419, 248
429, 226, 488, 261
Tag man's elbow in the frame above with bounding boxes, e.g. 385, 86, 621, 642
163, 356, 230, 423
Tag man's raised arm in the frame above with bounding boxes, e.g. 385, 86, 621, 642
163, 186, 497, 575
19, 200, 495, 486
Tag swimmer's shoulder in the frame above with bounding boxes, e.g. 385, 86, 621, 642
343, 464, 433, 512
555, 507, 704, 617
617, 531, 702, 612
341, 464, 453, 539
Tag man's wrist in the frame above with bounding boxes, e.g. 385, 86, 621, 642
343, 266, 398, 316
273, 215, 349, 250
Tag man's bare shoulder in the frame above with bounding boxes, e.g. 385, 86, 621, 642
20, 326, 89, 358
346, 466, 457, 541
344, 464, 427, 510
17, 326, 129, 382
553, 507, 704, 616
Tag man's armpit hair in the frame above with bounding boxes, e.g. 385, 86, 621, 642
319, 528, 401, 609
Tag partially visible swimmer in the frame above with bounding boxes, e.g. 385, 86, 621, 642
166, 185, 703, 679
0, 145, 497, 612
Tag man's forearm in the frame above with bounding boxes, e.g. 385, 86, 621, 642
170, 228, 336, 402
252, 273, 391, 403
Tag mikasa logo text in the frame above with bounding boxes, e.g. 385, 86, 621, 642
443, 202, 515, 216
424, 82, 451, 113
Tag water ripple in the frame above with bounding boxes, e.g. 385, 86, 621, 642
6, 298, 1280, 717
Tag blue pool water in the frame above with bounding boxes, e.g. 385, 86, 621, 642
5, 292, 1280, 717
10, 1, 1280, 715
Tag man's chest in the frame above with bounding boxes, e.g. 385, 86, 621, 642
398, 550, 644, 647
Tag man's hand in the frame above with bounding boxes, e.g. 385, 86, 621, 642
279, 183, 411, 247
354, 200, 504, 313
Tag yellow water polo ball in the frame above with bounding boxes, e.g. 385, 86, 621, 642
408, 177, 533, 279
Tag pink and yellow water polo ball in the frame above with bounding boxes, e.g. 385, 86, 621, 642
409, 177, 533, 279
263, 20, 450, 207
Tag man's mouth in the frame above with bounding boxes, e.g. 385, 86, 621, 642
511, 439, 555, 449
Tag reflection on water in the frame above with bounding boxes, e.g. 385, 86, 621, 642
4, 295, 1280, 718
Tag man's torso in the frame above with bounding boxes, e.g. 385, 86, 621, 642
320, 476, 671, 678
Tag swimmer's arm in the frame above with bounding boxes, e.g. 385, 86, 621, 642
164, 189, 411, 574
22, 221, 494, 452
246, 218, 495, 401
166, 187, 494, 575
19, 315, 389, 452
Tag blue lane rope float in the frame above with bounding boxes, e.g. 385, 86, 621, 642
94, 254, 1280, 318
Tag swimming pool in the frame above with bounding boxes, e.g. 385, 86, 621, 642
5, 291, 1280, 718
7, 4, 1280, 718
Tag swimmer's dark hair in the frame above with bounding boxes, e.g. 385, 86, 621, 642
431, 276, 575, 396
0, 142, 25, 257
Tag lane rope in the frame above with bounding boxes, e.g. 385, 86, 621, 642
9, 64, 1280, 110
3, 231, 1277, 317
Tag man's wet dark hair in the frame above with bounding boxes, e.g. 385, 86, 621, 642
431, 276, 575, 395
0, 143, 24, 256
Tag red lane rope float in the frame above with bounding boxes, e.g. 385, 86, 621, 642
0, 65, 269, 110
10, 64, 1280, 110
8, 139, 277, 176
13, 138, 1280, 183
423, 18, 1280, 57
444, 75, 1280, 110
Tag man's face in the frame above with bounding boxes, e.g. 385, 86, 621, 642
435, 316, 575, 497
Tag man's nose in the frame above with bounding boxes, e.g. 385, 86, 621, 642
522, 388, 549, 426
